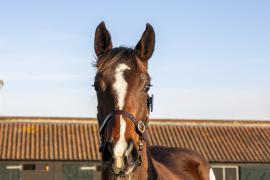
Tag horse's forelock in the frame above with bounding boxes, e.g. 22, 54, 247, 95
94, 47, 147, 73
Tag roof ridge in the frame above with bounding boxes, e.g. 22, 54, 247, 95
0, 116, 270, 127
149, 120, 270, 127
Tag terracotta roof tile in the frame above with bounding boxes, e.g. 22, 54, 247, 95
0, 117, 270, 163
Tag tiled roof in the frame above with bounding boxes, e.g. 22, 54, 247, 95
0, 117, 270, 163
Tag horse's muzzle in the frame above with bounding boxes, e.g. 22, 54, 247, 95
102, 141, 139, 175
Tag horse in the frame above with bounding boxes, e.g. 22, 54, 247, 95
93, 22, 216, 180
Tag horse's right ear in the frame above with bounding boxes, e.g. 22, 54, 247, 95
94, 22, 112, 56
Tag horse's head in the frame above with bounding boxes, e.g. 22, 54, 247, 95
93, 22, 155, 176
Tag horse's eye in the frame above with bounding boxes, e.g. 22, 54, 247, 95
92, 83, 99, 92
144, 84, 152, 92
93, 80, 106, 92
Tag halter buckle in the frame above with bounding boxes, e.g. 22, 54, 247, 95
137, 121, 145, 134
138, 154, 143, 165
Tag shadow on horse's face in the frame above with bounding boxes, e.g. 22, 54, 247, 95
93, 22, 155, 175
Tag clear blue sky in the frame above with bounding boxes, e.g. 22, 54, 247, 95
0, 0, 270, 119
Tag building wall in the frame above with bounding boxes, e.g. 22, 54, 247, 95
1, 161, 270, 180
240, 164, 270, 180
0, 161, 101, 180
212, 163, 270, 180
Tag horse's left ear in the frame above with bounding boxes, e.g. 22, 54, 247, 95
135, 23, 155, 62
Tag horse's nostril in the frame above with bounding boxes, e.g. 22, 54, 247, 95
125, 141, 138, 165
102, 142, 114, 162
125, 142, 134, 156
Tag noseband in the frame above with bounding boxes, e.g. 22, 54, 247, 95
97, 95, 154, 170
99, 110, 147, 136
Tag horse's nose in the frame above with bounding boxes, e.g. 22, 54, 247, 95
112, 166, 124, 174
112, 141, 137, 171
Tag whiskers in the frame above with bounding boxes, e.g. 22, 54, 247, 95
102, 161, 128, 179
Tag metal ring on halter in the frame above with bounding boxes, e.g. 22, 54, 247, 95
137, 121, 145, 134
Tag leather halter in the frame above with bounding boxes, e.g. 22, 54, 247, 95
97, 95, 154, 167
98, 110, 147, 152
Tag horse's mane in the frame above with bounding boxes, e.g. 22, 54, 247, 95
94, 47, 138, 72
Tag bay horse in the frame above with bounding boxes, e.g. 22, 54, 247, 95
93, 22, 216, 180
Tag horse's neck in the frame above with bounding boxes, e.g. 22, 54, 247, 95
128, 140, 158, 180
145, 144, 158, 180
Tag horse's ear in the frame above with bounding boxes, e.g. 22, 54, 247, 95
135, 23, 155, 62
94, 21, 112, 56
